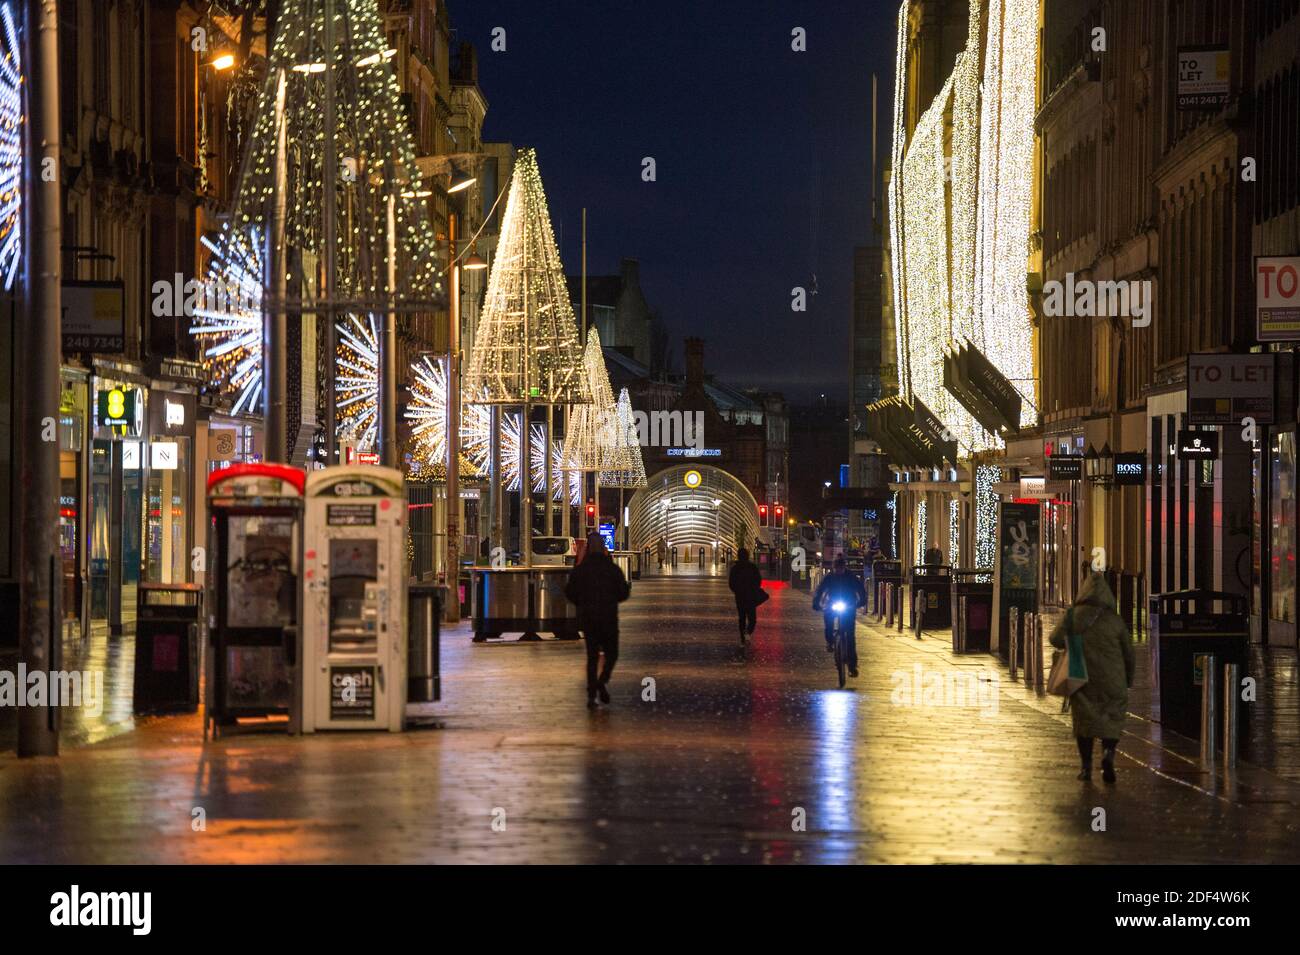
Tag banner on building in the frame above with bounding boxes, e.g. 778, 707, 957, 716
62, 281, 126, 353
1176, 46, 1230, 110
1256, 256, 1300, 342
1187, 353, 1275, 425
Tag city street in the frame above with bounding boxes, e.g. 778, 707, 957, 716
2, 577, 1296, 865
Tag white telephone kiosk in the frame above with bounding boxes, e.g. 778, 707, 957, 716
301, 466, 407, 732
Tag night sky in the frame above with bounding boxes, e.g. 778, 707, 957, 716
451, 0, 897, 404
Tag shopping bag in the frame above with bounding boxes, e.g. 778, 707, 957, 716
1047, 609, 1089, 696
754, 586, 770, 607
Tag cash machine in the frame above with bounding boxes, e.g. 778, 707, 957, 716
301, 466, 407, 732
204, 463, 306, 738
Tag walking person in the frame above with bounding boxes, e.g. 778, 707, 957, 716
565, 532, 631, 709
728, 547, 765, 644
1049, 571, 1135, 783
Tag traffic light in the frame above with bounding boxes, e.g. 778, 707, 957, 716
774, 504, 784, 523
586, 501, 596, 525
758, 504, 768, 525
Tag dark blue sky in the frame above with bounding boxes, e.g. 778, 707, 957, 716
451, 0, 897, 403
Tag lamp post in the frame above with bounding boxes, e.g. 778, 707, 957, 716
445, 207, 486, 622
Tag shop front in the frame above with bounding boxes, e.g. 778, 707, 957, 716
89, 363, 150, 635
143, 372, 198, 587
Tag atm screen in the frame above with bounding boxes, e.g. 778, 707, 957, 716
329, 538, 379, 652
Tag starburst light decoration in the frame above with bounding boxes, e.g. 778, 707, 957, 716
192, 0, 444, 417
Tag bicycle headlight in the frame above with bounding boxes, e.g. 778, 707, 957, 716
831, 601, 847, 613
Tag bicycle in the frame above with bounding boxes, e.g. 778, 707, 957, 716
827, 600, 856, 688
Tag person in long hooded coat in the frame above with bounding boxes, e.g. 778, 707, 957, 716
1049, 572, 1135, 783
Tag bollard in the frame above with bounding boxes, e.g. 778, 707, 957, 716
1032, 615, 1046, 693
1008, 607, 1019, 682
1022, 612, 1034, 687
1200, 654, 1218, 768
956, 594, 967, 653
896, 584, 904, 632
1223, 662, 1239, 770
885, 583, 894, 627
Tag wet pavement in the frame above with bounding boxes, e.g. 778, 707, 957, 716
1, 575, 1299, 863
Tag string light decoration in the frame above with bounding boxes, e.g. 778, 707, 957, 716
193, 0, 444, 416
600, 388, 647, 488
463, 148, 588, 405
406, 355, 580, 500
973, 0, 1036, 429
975, 464, 1000, 569
888, 0, 1038, 455
563, 328, 623, 473
916, 497, 927, 559
949, 497, 960, 565
0, 2, 20, 291
406, 355, 485, 476
190, 230, 265, 415
529, 424, 582, 504
335, 313, 380, 449
888, 491, 898, 558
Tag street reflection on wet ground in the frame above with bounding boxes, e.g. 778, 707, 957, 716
1, 577, 1299, 863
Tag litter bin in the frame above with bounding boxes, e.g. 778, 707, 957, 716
133, 583, 203, 714
408, 582, 443, 703
908, 564, 952, 631
1149, 590, 1249, 745
951, 570, 994, 653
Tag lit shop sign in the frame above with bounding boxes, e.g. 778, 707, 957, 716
1176, 431, 1219, 460
1018, 476, 1048, 498
97, 387, 141, 435
1112, 453, 1146, 485
151, 441, 179, 471
1047, 455, 1083, 481
666, 447, 721, 458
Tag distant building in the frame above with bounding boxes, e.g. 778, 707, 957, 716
568, 259, 669, 373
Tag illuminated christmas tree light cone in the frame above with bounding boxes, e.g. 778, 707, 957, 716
562, 328, 620, 474
191, 0, 443, 453
600, 388, 647, 489
463, 148, 589, 405
464, 147, 588, 565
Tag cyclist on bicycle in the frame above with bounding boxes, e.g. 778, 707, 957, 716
813, 556, 867, 676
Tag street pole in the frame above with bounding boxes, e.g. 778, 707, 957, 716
382, 193, 398, 468
322, 0, 337, 466
264, 68, 289, 462
445, 213, 461, 619
544, 404, 552, 535
489, 405, 501, 553
18, 0, 61, 757
520, 219, 531, 566
559, 403, 570, 539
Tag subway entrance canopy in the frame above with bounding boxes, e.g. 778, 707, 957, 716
627, 464, 761, 555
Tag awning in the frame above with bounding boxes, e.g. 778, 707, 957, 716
862, 395, 955, 469
943, 339, 1022, 436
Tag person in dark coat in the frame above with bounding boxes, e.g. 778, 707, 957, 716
565, 532, 631, 708
727, 548, 764, 644
1049, 572, 1135, 783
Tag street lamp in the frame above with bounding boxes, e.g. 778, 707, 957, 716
449, 169, 477, 194
209, 53, 236, 71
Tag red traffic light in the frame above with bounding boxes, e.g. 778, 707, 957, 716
758, 504, 768, 519
774, 504, 784, 519
586, 502, 596, 519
